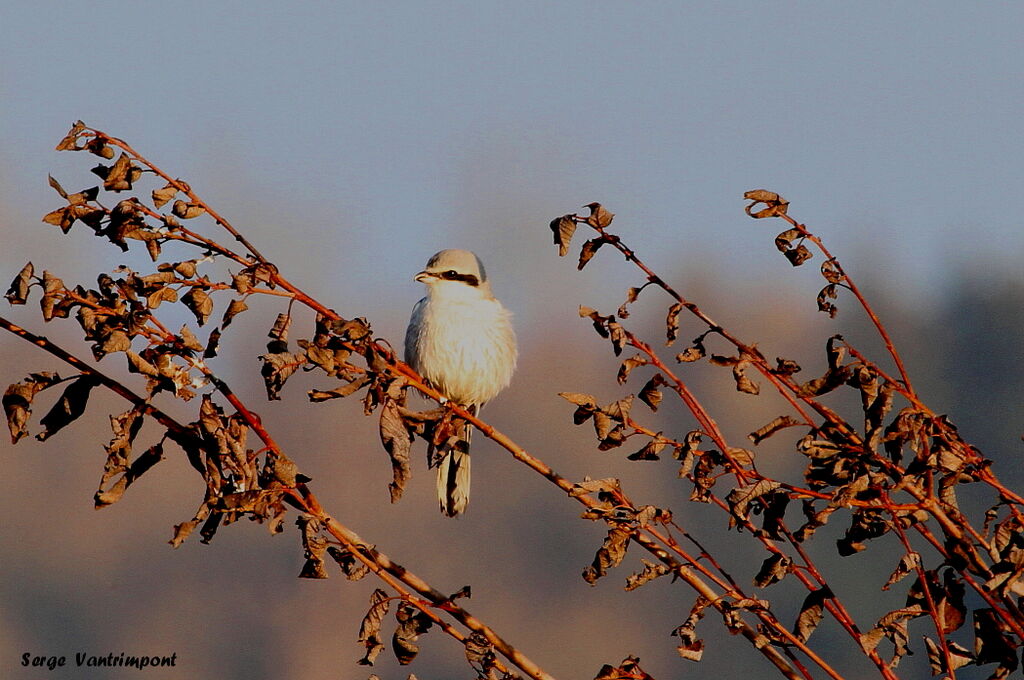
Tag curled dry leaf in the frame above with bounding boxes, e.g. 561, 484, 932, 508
582, 526, 631, 585
357, 589, 390, 666
5, 262, 34, 305
583, 202, 615, 228
550, 214, 577, 257
744, 189, 789, 218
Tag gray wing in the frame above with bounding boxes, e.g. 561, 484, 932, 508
404, 297, 428, 370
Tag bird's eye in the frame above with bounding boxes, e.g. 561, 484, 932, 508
445, 270, 458, 277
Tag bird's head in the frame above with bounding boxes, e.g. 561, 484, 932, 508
415, 249, 492, 298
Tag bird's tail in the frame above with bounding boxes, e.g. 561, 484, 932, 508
436, 405, 477, 517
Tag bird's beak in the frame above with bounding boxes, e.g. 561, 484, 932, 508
414, 270, 433, 283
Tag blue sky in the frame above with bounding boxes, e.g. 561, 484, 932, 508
2, 2, 1021, 313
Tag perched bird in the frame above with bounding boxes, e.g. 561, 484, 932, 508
404, 249, 517, 516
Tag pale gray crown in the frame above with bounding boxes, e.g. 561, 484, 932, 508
424, 249, 487, 283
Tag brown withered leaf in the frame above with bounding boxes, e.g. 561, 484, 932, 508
39, 271, 65, 321
5, 262, 34, 305
550, 214, 577, 257
624, 558, 671, 591
259, 350, 303, 400
860, 606, 924, 666
744, 189, 789, 218
754, 553, 792, 588
181, 287, 213, 326
617, 285, 645, 319
379, 397, 413, 502
326, 545, 369, 581
638, 374, 666, 411
973, 607, 1018, 671
732, 361, 760, 395
171, 200, 205, 219
817, 284, 839, 317
84, 136, 114, 159
748, 415, 800, 445
178, 325, 204, 353
726, 479, 781, 526
627, 434, 668, 461
103, 153, 138, 192
676, 344, 705, 363
821, 257, 844, 284
582, 526, 631, 585
774, 228, 801, 252
464, 632, 497, 677
665, 302, 683, 345
309, 376, 372, 402
785, 244, 812, 266
616, 354, 647, 385
584, 202, 614, 228
151, 183, 178, 208
794, 586, 832, 643
392, 603, 433, 665
146, 286, 178, 309
94, 442, 164, 508
221, 298, 248, 328
357, 589, 391, 666
772, 357, 801, 376
923, 637, 973, 676
882, 551, 921, 591
3, 372, 63, 443
55, 121, 86, 151
37, 375, 98, 441
607, 320, 627, 356
594, 656, 653, 680
578, 237, 606, 270
204, 328, 222, 358
673, 597, 709, 662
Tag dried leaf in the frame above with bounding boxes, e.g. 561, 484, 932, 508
624, 559, 671, 591
754, 553, 792, 588
748, 415, 800, 445
732, 361, 760, 395
744, 189, 789, 218
794, 587, 832, 643
638, 374, 666, 411
181, 287, 213, 326
726, 479, 781, 525
392, 603, 433, 665
550, 214, 577, 257
94, 442, 164, 508
357, 589, 390, 666
583, 202, 615, 228
882, 552, 921, 591
5, 262, 34, 305
616, 354, 647, 385
221, 298, 248, 328
582, 526, 631, 585
578, 237, 606, 270
785, 244, 812, 266
172, 200, 205, 219
379, 397, 413, 503
923, 637, 973, 675
37, 376, 98, 441
673, 597, 709, 662
151, 183, 178, 208
665, 302, 683, 345
55, 121, 86, 151
3, 373, 63, 443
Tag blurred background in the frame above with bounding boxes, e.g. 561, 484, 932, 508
1, 2, 1022, 679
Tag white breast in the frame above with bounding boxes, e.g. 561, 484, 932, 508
405, 295, 517, 406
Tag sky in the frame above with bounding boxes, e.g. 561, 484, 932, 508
1, 3, 1022, 679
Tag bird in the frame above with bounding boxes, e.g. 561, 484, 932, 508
404, 249, 517, 516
